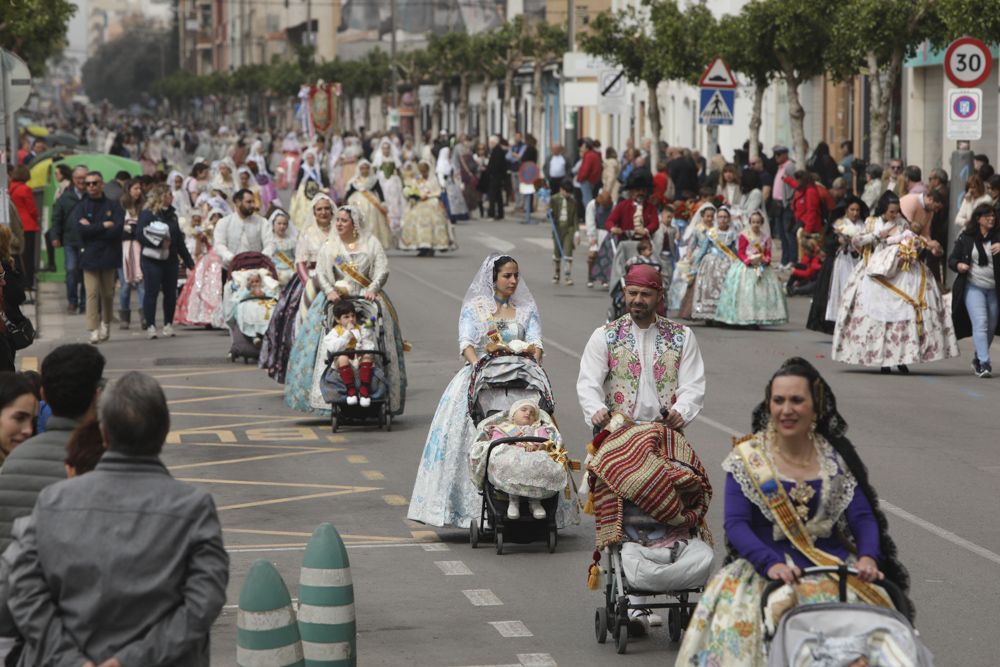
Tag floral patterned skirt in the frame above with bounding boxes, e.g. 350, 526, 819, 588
676, 559, 877, 667
715, 263, 788, 327
399, 200, 456, 252
691, 254, 734, 320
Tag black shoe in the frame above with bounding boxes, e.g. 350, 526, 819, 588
973, 357, 982, 375
880, 366, 891, 374
897, 364, 910, 374
976, 361, 992, 378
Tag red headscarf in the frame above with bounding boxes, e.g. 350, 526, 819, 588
624, 263, 662, 290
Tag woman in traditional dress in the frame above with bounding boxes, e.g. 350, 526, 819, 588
407, 255, 563, 529
296, 148, 329, 190
175, 208, 225, 329
689, 205, 738, 321
676, 357, 912, 666
168, 170, 190, 226
674, 203, 716, 318
237, 167, 262, 212
454, 139, 482, 218
210, 159, 237, 201
715, 210, 788, 327
399, 160, 457, 257
378, 161, 406, 245
260, 195, 334, 383
284, 205, 406, 416
806, 196, 869, 335
437, 146, 469, 223
832, 192, 959, 373
345, 160, 392, 249
333, 135, 363, 200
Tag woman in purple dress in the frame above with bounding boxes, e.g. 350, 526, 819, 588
676, 357, 911, 666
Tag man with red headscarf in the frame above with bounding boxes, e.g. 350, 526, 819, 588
577, 263, 705, 431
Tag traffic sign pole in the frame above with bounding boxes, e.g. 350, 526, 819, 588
1, 51, 10, 227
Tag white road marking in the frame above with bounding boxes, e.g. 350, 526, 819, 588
474, 234, 517, 253
462, 589, 503, 606
436, 560, 474, 575
489, 620, 533, 637
227, 542, 431, 554
422, 542, 450, 551
394, 263, 1000, 568
518, 655, 557, 667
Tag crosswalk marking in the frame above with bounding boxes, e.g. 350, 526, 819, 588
435, 560, 473, 575
489, 620, 533, 638
462, 589, 503, 606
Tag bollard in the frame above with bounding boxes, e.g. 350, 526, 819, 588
237, 560, 305, 667
298, 522, 357, 666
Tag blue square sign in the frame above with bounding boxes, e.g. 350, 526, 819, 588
699, 89, 735, 126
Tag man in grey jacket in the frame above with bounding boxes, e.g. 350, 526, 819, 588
9, 371, 229, 666
0, 344, 105, 552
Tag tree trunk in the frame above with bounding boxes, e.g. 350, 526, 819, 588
867, 49, 899, 166
645, 79, 662, 145
504, 65, 516, 140
479, 75, 490, 144
779, 61, 807, 166
458, 74, 470, 137
431, 83, 443, 138
364, 94, 372, 131
531, 60, 544, 153
347, 96, 355, 130
749, 81, 765, 159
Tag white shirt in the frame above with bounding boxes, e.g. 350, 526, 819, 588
214, 212, 267, 268
549, 155, 567, 179
576, 317, 706, 426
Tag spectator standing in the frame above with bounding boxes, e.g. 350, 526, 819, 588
0, 373, 36, 464
9, 371, 229, 665
788, 171, 824, 261
0, 226, 28, 372
577, 140, 602, 209
506, 132, 526, 208
7, 166, 38, 303
667, 148, 700, 199
950, 203, 1000, 378
479, 136, 508, 220
137, 185, 196, 339
806, 141, 840, 188
903, 165, 926, 195
545, 144, 567, 191
102, 170, 130, 204
770, 146, 797, 265
884, 158, 906, 196
119, 178, 145, 330
603, 148, 621, 203
748, 153, 774, 202
76, 172, 125, 344
900, 188, 945, 239
50, 165, 88, 314
839, 140, 856, 193
0, 344, 105, 551
955, 174, 993, 230
861, 163, 885, 211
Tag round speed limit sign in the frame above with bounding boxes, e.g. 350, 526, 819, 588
945, 37, 993, 88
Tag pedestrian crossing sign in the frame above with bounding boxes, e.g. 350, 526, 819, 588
699, 88, 734, 125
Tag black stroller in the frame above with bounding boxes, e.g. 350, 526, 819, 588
319, 297, 393, 432
224, 252, 279, 364
466, 351, 561, 555
606, 239, 669, 322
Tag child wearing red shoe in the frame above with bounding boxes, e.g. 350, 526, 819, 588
323, 301, 377, 407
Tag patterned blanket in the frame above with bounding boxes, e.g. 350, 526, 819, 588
589, 423, 712, 549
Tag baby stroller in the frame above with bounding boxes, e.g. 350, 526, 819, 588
466, 351, 560, 555
224, 252, 278, 363
319, 297, 393, 432
606, 238, 670, 322
763, 565, 933, 666
588, 420, 713, 654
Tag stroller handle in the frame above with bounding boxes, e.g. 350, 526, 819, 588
484, 436, 550, 471
759, 564, 912, 622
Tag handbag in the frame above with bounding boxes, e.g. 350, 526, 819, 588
0, 310, 35, 351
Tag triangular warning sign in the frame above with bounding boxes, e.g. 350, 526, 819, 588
700, 90, 733, 122
698, 58, 737, 88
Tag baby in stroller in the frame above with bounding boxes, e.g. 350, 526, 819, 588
469, 399, 569, 521
322, 300, 377, 407
229, 269, 280, 347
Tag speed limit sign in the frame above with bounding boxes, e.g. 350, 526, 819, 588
944, 37, 993, 88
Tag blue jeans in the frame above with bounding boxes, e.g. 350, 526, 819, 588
580, 182, 595, 210
965, 283, 999, 364
63, 245, 85, 308
141, 258, 179, 327
772, 203, 797, 265
523, 194, 534, 224
118, 267, 145, 312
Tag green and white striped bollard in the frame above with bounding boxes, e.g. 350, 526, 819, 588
237, 559, 305, 667
298, 522, 356, 666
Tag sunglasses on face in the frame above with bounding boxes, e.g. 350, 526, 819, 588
85, 181, 101, 186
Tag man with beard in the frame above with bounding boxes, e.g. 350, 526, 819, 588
577, 263, 705, 432
213, 188, 266, 270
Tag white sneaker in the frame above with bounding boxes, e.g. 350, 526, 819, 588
99, 322, 110, 341
89, 330, 100, 344
506, 497, 521, 520
162, 324, 175, 337
647, 612, 663, 627
530, 499, 546, 520
146, 325, 158, 339
359, 395, 372, 408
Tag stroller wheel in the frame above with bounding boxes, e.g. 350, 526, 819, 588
546, 527, 557, 554
595, 607, 608, 644
616, 620, 629, 654
469, 521, 479, 548
495, 529, 504, 555
667, 607, 682, 643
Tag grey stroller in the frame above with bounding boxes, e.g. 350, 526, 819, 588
763, 566, 934, 666
606, 239, 671, 322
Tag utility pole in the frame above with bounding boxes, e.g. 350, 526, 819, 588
567, 0, 575, 51
389, 0, 398, 110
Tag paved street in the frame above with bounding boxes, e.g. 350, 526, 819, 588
22, 219, 1000, 666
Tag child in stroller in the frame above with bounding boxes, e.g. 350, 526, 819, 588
224, 253, 279, 361
323, 300, 378, 407
469, 398, 569, 521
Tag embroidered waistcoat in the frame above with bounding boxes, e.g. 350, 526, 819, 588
603, 315, 686, 416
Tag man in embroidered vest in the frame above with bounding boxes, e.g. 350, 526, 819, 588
577, 263, 705, 430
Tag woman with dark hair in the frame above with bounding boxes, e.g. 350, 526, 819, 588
64, 417, 105, 477
676, 357, 912, 666
8, 165, 38, 300
786, 170, 823, 261
408, 255, 550, 528
833, 191, 958, 373
0, 226, 28, 372
949, 202, 1000, 377
806, 195, 869, 334
807, 141, 840, 188
0, 372, 37, 463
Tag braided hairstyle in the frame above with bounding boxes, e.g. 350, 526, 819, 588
747, 357, 914, 619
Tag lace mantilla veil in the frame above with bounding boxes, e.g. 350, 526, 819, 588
459, 254, 540, 348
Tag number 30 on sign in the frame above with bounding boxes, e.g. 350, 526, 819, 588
945, 37, 994, 88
